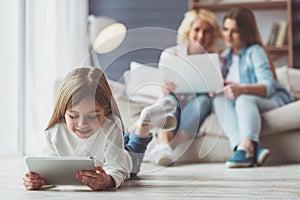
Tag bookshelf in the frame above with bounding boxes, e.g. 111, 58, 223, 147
291, 0, 300, 68
189, 0, 297, 68
188, 0, 287, 11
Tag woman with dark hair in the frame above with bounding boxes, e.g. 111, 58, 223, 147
213, 7, 294, 168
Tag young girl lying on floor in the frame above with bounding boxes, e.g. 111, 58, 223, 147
23, 67, 176, 191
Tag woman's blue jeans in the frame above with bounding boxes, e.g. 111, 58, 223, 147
213, 94, 280, 150
165, 93, 212, 139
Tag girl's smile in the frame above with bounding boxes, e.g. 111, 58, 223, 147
75, 129, 93, 137
65, 96, 105, 139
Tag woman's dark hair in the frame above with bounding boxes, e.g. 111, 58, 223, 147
223, 7, 277, 79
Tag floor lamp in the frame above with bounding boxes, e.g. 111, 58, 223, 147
87, 15, 127, 67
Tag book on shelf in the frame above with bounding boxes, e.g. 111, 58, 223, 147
267, 21, 288, 47
275, 21, 288, 47
267, 22, 279, 46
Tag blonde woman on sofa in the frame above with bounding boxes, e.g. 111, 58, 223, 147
213, 7, 294, 168
151, 9, 222, 165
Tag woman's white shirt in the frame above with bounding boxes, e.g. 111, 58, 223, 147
226, 54, 240, 83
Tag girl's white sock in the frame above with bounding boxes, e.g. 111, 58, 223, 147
136, 98, 177, 133
139, 98, 176, 124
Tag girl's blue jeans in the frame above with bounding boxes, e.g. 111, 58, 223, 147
124, 131, 152, 177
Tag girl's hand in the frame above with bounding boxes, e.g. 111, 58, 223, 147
76, 166, 115, 191
162, 81, 176, 95
223, 81, 243, 99
23, 172, 46, 190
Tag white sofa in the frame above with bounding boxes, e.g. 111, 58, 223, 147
112, 67, 300, 164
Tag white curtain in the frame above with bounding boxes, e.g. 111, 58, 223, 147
0, 0, 20, 156
24, 0, 90, 155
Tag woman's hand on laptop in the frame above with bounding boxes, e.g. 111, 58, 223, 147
210, 80, 226, 97
209, 89, 224, 97
76, 166, 115, 191
162, 81, 176, 95
212, 80, 243, 99
23, 172, 46, 190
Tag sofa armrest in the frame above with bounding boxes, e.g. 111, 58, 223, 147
276, 67, 300, 100
261, 100, 300, 136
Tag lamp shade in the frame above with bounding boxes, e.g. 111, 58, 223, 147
88, 15, 126, 54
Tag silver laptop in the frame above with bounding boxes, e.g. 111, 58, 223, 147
159, 53, 223, 93
25, 156, 95, 185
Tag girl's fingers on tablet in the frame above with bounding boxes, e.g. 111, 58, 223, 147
25, 172, 39, 178
24, 183, 42, 190
95, 166, 105, 173
79, 175, 110, 191
78, 169, 105, 178
23, 178, 45, 190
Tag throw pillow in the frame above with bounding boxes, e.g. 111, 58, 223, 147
276, 65, 300, 100
124, 61, 163, 104
276, 65, 292, 93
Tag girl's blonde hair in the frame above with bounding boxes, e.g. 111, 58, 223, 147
223, 7, 277, 80
46, 67, 124, 131
177, 9, 221, 52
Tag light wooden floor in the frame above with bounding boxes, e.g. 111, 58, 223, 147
1, 156, 300, 199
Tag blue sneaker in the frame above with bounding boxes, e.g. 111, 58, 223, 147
226, 150, 256, 168
256, 148, 271, 166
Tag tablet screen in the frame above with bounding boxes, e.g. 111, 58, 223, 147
25, 156, 95, 185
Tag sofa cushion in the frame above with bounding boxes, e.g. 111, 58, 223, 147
198, 114, 226, 138
260, 100, 300, 136
123, 61, 162, 104
276, 66, 300, 100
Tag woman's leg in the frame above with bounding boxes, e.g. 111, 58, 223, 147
213, 94, 240, 150
233, 95, 279, 165
217, 94, 279, 168
179, 94, 211, 140
170, 94, 212, 149
157, 94, 181, 144
157, 94, 211, 144
144, 94, 179, 166
154, 94, 211, 165
235, 94, 280, 143
214, 94, 253, 167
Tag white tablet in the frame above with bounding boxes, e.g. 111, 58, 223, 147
25, 156, 95, 185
